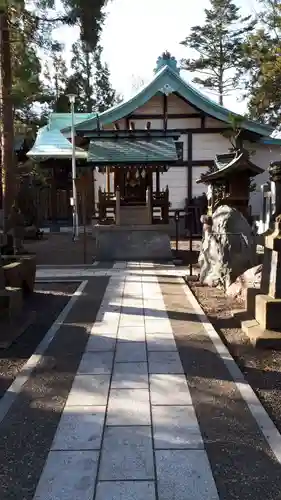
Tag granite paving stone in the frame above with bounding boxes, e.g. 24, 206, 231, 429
77, 351, 114, 374
117, 326, 146, 341
6, 264, 276, 500
111, 362, 148, 388
95, 481, 156, 500
148, 351, 184, 374
33, 450, 99, 500
86, 333, 117, 352
146, 333, 177, 351
107, 388, 151, 425
115, 340, 147, 362
150, 374, 192, 405
51, 406, 106, 450
119, 316, 145, 328
155, 449, 219, 500
152, 405, 203, 449
91, 322, 119, 335
145, 320, 173, 334
99, 426, 154, 480
66, 375, 111, 406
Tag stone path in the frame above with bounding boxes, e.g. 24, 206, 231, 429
1, 262, 281, 500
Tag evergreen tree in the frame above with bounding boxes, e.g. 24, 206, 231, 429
68, 40, 95, 112
66, 42, 121, 113
0, 0, 109, 232
52, 52, 68, 102
93, 45, 121, 112
180, 0, 253, 105
239, 0, 281, 126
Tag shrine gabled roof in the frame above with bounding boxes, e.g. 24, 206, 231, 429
87, 137, 178, 164
58, 53, 274, 139
197, 149, 263, 183
26, 126, 88, 160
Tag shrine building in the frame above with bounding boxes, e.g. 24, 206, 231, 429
27, 51, 281, 230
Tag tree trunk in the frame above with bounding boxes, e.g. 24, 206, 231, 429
0, 9, 16, 234
218, 26, 224, 106
85, 48, 92, 112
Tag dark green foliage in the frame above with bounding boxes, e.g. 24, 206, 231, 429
180, 0, 253, 105
239, 0, 281, 126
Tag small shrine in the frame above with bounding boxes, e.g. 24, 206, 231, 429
197, 149, 263, 219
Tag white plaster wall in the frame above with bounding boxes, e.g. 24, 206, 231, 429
192, 166, 210, 198
160, 166, 187, 209
192, 133, 230, 160
94, 170, 105, 213
245, 142, 281, 215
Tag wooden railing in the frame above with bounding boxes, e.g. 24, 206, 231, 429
152, 186, 169, 224
97, 186, 170, 224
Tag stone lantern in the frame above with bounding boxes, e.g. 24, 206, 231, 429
197, 149, 263, 220
241, 160, 281, 347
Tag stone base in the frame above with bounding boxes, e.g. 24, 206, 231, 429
245, 287, 262, 317
241, 318, 281, 349
0, 287, 23, 317
255, 294, 281, 331
93, 224, 172, 261
0, 310, 36, 349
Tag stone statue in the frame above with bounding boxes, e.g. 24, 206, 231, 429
198, 205, 256, 290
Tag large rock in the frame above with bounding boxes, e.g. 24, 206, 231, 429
198, 205, 256, 289
226, 264, 262, 302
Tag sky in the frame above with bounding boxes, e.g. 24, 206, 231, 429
53, 0, 259, 113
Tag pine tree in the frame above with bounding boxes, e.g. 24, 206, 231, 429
93, 45, 121, 112
68, 40, 96, 112
66, 42, 121, 113
239, 0, 281, 126
0, 0, 109, 231
180, 0, 253, 105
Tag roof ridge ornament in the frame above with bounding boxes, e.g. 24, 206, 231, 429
154, 51, 180, 75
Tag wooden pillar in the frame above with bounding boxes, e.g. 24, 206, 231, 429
116, 186, 120, 225
156, 169, 160, 194
106, 166, 110, 193
146, 185, 152, 224
92, 168, 96, 218
51, 166, 57, 222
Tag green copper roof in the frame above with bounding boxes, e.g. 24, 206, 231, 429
28, 53, 279, 162
87, 137, 178, 164
60, 53, 274, 138
48, 113, 96, 134
26, 127, 88, 160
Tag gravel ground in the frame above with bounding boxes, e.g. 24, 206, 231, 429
190, 281, 281, 435
0, 283, 77, 399
159, 275, 281, 500
0, 278, 109, 500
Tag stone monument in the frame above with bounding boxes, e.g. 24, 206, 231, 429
196, 149, 262, 289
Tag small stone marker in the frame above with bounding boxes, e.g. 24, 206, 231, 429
241, 161, 281, 347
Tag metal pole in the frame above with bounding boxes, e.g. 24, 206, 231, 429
70, 97, 79, 241
189, 208, 193, 276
